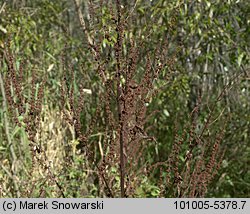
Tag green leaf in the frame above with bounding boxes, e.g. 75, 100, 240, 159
163, 109, 170, 117
237, 53, 244, 67
151, 187, 160, 196
11, 126, 22, 139
0, 146, 6, 151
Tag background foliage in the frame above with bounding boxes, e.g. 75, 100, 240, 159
0, 0, 249, 197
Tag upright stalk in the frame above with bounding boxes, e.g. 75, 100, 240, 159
118, 87, 125, 198
115, 0, 125, 198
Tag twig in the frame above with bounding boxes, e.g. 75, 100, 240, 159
125, 0, 138, 21
73, 0, 93, 46
0, 2, 6, 15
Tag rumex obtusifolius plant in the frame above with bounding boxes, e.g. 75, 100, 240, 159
64, 0, 227, 198
63, 0, 176, 198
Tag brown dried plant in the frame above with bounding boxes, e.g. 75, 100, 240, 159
1, 38, 65, 197
67, 0, 239, 198
68, 0, 188, 198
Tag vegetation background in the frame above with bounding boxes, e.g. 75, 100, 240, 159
0, 0, 249, 197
